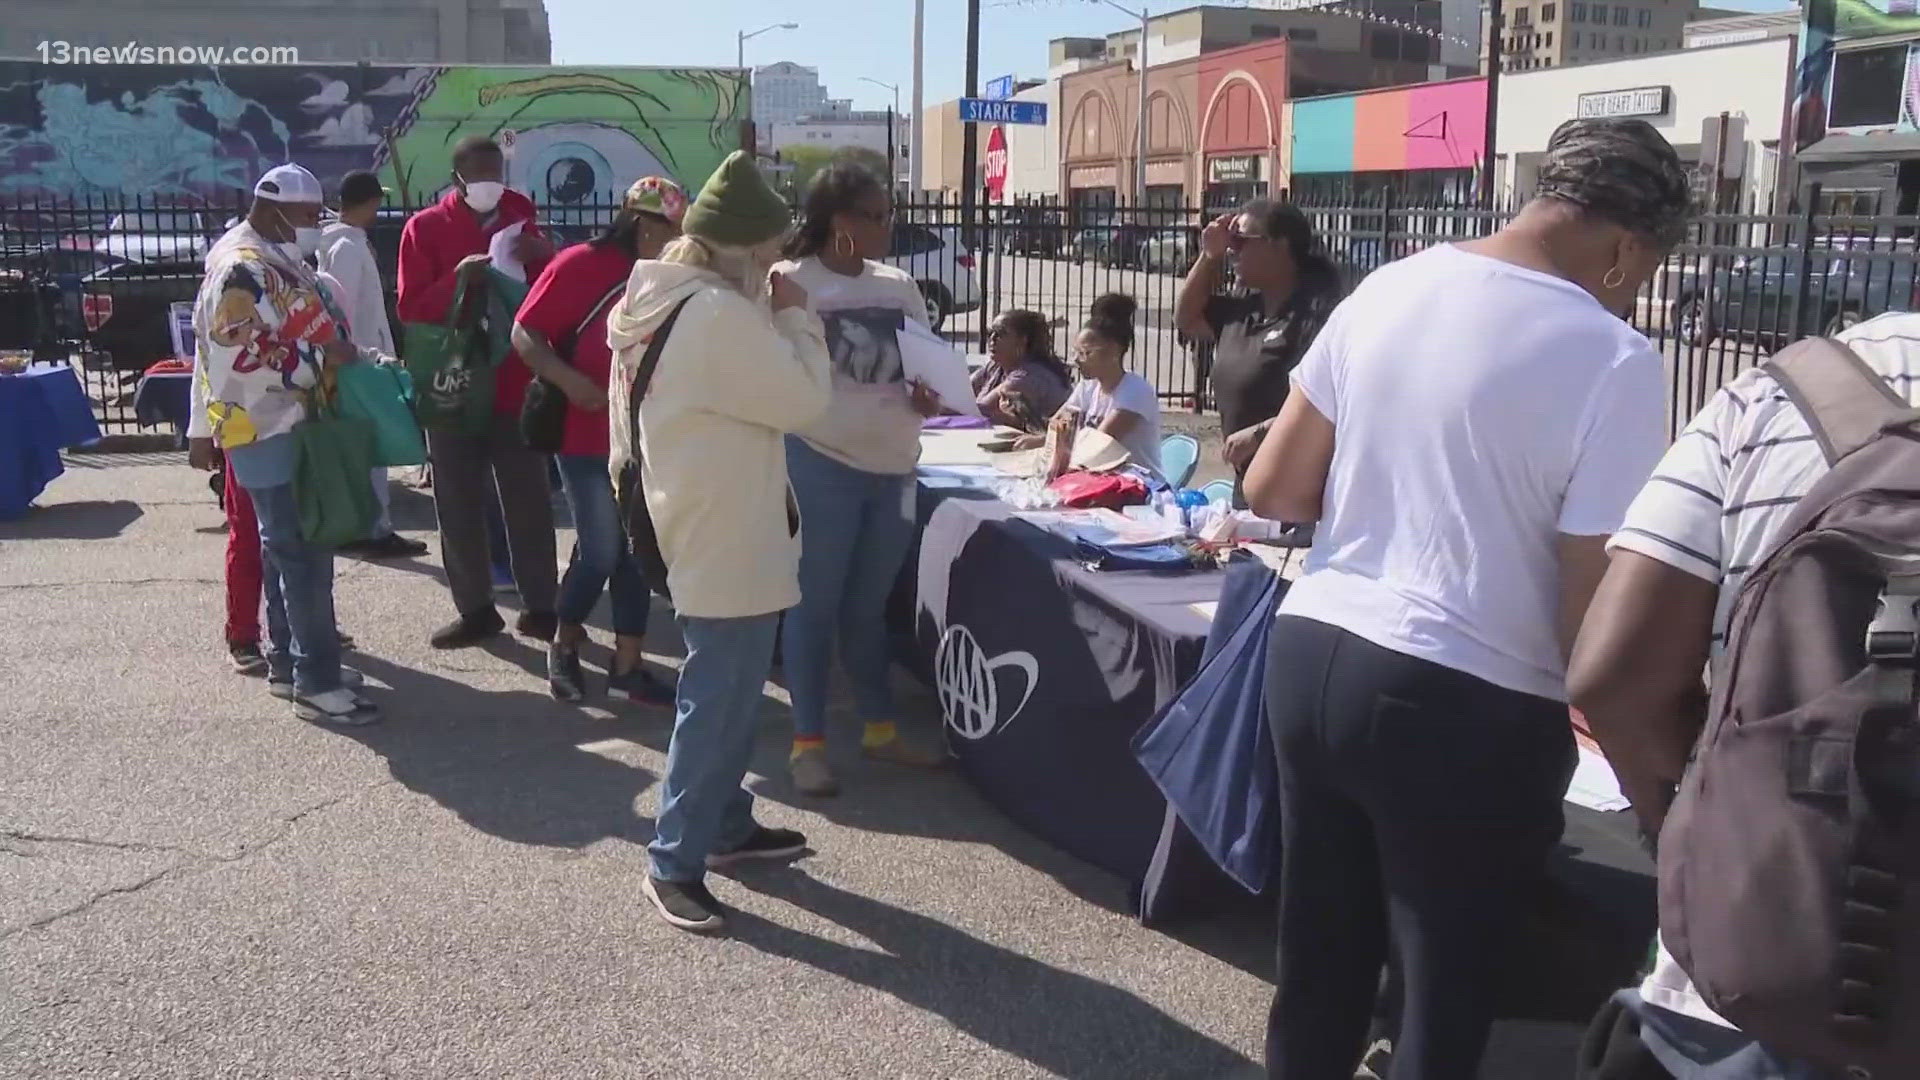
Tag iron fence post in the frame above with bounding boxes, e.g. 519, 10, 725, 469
1791, 183, 1820, 340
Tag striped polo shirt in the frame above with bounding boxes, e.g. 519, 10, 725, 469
1608, 312, 1920, 1028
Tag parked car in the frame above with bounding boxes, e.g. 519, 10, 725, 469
1137, 227, 1198, 275
76, 255, 203, 375
92, 208, 227, 263
887, 222, 980, 332
997, 208, 1066, 258
1669, 238, 1920, 346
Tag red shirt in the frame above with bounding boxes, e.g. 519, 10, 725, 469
511, 241, 633, 457
395, 188, 551, 417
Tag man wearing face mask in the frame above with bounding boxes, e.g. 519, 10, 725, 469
195, 163, 380, 726
396, 135, 561, 650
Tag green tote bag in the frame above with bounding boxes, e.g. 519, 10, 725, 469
334, 361, 427, 467
401, 267, 495, 434
294, 391, 380, 547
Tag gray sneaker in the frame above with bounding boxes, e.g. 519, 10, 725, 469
293, 688, 381, 726
270, 667, 364, 701
548, 643, 585, 703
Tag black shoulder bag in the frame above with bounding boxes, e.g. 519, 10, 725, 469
614, 296, 693, 600
519, 281, 627, 452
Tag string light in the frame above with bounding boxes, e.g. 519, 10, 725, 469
985, 0, 1479, 51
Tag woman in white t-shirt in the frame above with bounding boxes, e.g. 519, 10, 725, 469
1238, 118, 1695, 1080
1019, 293, 1162, 477
773, 165, 946, 799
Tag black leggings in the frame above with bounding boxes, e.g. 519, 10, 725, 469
1263, 615, 1575, 1080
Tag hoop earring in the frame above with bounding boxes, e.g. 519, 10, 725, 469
834, 231, 855, 259
1602, 265, 1626, 290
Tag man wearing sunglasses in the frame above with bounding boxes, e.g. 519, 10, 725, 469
1175, 201, 1343, 507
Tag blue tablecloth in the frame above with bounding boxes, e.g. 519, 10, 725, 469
0, 365, 102, 520
898, 466, 1223, 884
133, 370, 194, 432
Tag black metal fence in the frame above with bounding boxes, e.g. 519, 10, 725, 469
6, 190, 1918, 438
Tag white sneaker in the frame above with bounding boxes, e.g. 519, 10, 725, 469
790, 747, 840, 797
293, 688, 381, 726
271, 667, 365, 701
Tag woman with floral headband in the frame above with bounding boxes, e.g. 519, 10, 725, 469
511, 176, 687, 704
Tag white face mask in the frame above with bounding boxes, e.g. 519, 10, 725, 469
461, 180, 505, 213
273, 207, 324, 261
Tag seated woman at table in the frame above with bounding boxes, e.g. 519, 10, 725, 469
1015, 293, 1162, 478
971, 308, 1071, 432
773, 163, 946, 799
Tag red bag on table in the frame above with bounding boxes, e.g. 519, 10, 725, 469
1048, 470, 1149, 509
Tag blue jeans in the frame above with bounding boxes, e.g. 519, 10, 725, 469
781, 437, 917, 741
244, 480, 344, 696
554, 453, 650, 636
649, 612, 781, 882
370, 467, 392, 537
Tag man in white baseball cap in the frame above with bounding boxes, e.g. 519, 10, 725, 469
187, 162, 381, 726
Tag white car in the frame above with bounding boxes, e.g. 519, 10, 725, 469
886, 222, 981, 332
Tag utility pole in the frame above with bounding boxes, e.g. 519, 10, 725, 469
912, 0, 926, 193
1480, 0, 1503, 209
961, 0, 982, 242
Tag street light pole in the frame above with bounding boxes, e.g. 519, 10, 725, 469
860, 77, 902, 186
1094, 0, 1151, 207
736, 22, 799, 78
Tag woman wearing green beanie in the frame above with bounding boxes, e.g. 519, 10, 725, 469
604, 151, 834, 932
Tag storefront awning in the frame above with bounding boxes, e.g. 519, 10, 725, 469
1798, 131, 1920, 162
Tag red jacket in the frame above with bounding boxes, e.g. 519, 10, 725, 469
396, 188, 552, 416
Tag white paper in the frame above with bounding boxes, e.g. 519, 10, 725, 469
897, 321, 982, 417
488, 219, 527, 283
1564, 744, 1631, 813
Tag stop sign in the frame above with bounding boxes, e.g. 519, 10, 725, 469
984, 124, 1008, 201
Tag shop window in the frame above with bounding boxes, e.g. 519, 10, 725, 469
1830, 45, 1907, 128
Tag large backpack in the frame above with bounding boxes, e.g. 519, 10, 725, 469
1661, 337, 1920, 1078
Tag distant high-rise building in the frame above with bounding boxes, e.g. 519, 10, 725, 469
753, 62, 830, 130
1484, 0, 1702, 72
3, 0, 552, 64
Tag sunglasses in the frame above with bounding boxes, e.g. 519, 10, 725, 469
1226, 228, 1268, 249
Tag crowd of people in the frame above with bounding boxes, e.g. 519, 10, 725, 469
178, 114, 1872, 1076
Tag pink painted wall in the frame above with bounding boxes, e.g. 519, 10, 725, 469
1403, 80, 1486, 171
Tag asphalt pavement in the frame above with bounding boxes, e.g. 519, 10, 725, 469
1, 452, 1602, 1078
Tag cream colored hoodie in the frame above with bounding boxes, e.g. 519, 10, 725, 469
606, 261, 833, 619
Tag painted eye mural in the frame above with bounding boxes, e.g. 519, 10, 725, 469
503, 121, 672, 236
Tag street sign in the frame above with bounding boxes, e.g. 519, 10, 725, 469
959, 97, 1047, 126
985, 75, 1016, 101
984, 125, 1009, 200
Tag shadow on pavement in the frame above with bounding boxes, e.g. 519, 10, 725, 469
340, 651, 663, 850
728, 868, 1256, 1080
2, 498, 143, 539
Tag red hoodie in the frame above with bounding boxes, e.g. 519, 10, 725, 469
396, 187, 552, 417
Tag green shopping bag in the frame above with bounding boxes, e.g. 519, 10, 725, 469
334, 361, 426, 467
401, 266, 495, 434
294, 391, 380, 547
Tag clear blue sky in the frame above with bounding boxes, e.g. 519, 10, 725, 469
548, 0, 1793, 114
